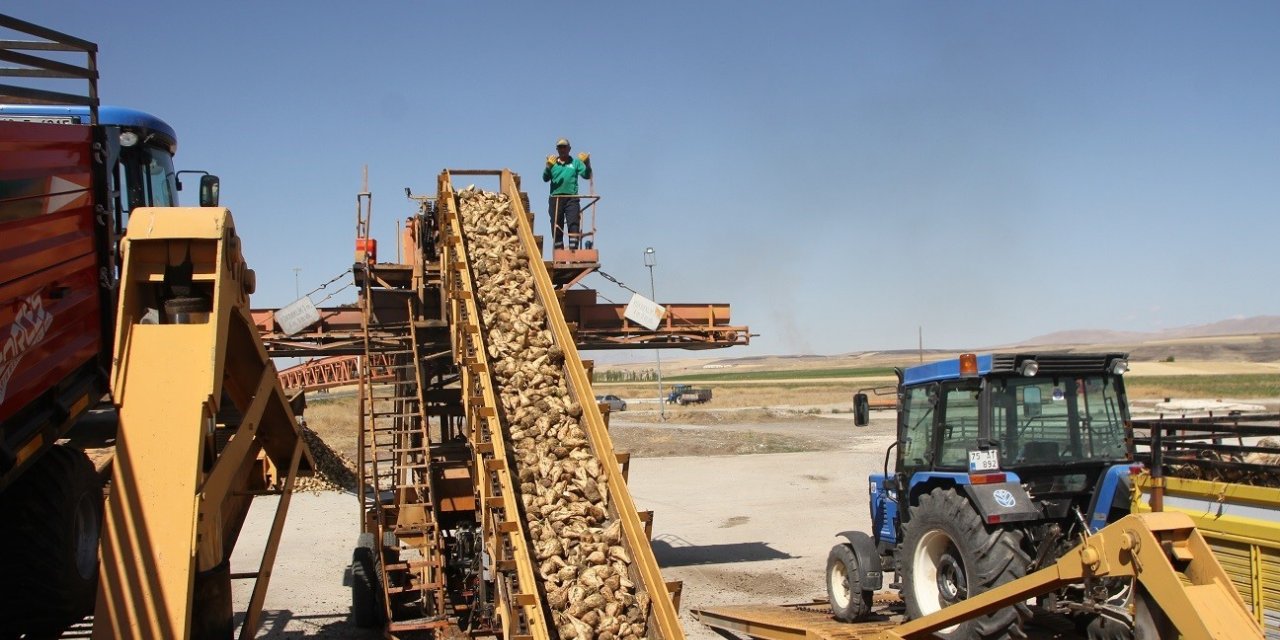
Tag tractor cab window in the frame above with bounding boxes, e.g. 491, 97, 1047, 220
118, 142, 178, 214
899, 384, 936, 470
991, 375, 1127, 466
937, 384, 981, 467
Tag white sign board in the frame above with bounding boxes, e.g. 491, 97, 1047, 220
624, 293, 666, 331
276, 296, 320, 336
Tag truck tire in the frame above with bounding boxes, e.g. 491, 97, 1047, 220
351, 532, 384, 627
900, 487, 1031, 640
0, 445, 103, 636
826, 544, 872, 622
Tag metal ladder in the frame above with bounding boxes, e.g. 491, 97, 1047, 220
355, 180, 448, 632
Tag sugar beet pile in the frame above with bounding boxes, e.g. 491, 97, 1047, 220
295, 423, 359, 493
457, 187, 650, 640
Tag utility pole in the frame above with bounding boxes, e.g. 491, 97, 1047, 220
918, 326, 923, 363
644, 247, 665, 420
293, 267, 302, 299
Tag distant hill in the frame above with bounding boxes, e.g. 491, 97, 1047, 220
1013, 329, 1152, 346
597, 316, 1280, 374
1017, 316, 1280, 346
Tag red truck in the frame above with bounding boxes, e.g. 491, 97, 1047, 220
0, 14, 218, 635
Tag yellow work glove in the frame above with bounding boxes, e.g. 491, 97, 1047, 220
577, 152, 591, 164
546, 154, 557, 167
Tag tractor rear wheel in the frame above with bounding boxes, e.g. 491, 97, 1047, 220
351, 532, 385, 627
826, 543, 872, 622
900, 487, 1031, 640
0, 445, 103, 637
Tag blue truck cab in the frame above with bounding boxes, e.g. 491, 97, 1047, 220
831, 353, 1138, 637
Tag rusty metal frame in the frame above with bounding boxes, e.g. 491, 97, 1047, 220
276, 353, 396, 391
252, 303, 749, 357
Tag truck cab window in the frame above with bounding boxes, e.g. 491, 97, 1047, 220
119, 144, 178, 213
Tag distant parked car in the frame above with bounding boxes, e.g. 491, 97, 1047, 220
595, 394, 627, 412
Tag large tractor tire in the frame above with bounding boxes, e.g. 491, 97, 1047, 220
0, 445, 104, 636
826, 544, 873, 622
351, 532, 385, 628
900, 487, 1031, 640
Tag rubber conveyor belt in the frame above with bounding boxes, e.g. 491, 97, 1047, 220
437, 169, 684, 640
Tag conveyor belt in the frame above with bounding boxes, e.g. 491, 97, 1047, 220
437, 169, 683, 640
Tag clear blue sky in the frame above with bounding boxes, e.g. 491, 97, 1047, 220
14, 2, 1280, 358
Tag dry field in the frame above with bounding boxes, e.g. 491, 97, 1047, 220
301, 392, 840, 462
593, 383, 876, 410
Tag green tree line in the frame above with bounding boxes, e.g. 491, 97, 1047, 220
592, 369, 660, 383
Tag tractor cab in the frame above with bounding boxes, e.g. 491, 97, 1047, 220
858, 353, 1134, 539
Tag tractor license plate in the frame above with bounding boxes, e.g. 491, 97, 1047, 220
968, 449, 1000, 472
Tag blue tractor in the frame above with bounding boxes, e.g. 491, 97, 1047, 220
830, 353, 1137, 639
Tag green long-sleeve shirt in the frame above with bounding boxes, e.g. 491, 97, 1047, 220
542, 157, 592, 195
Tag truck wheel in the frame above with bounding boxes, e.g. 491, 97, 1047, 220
900, 487, 1031, 640
0, 445, 103, 636
826, 544, 872, 622
351, 532, 385, 627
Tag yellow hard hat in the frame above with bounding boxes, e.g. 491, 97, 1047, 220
555, 138, 571, 147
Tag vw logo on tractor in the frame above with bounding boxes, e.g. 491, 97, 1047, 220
993, 489, 1017, 508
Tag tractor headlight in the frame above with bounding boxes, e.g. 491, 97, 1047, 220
1019, 360, 1039, 377
119, 130, 139, 147
1110, 359, 1130, 375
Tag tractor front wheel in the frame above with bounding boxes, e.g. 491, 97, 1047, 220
900, 487, 1031, 640
351, 532, 385, 627
826, 543, 872, 622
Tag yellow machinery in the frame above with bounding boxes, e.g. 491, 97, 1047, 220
1130, 413, 1280, 636
696, 512, 1263, 640
95, 207, 314, 639
1133, 475, 1280, 636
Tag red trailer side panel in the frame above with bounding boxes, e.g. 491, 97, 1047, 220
0, 121, 101, 425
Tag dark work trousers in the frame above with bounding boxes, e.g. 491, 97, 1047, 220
549, 196, 581, 249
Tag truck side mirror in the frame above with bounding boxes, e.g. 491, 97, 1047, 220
854, 393, 869, 427
200, 174, 220, 207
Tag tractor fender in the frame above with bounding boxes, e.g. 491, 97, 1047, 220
1086, 463, 1135, 532
835, 530, 883, 591
959, 482, 1041, 525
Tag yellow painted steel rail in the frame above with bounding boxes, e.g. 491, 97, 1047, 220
437, 169, 684, 640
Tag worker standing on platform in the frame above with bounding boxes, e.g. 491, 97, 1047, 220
543, 137, 592, 249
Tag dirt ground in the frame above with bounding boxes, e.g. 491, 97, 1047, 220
231, 412, 900, 638
232, 409, 1082, 639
